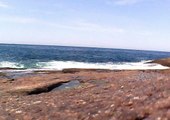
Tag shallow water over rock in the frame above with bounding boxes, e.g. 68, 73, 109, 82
52, 80, 80, 91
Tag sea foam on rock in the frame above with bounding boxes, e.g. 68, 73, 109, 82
150, 58, 170, 67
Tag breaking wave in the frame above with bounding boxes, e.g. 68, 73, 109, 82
35, 60, 169, 70
0, 61, 24, 68
0, 60, 168, 70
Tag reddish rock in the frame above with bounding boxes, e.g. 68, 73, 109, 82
0, 69, 170, 120
150, 57, 170, 67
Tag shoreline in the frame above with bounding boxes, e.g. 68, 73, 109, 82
0, 68, 170, 119
0, 59, 169, 72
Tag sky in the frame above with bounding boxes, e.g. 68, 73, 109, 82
0, 0, 170, 51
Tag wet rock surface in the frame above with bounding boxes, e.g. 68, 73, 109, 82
150, 57, 170, 67
0, 69, 170, 120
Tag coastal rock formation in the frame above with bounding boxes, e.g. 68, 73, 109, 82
0, 71, 71, 95
150, 57, 170, 67
0, 69, 170, 120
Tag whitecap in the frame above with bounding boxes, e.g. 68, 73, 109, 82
35, 60, 169, 70
0, 61, 24, 68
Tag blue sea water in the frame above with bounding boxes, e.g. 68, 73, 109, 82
0, 44, 170, 70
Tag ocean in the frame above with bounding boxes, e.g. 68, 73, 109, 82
0, 44, 170, 70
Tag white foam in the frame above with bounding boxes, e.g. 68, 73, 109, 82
0, 61, 24, 68
0, 60, 168, 71
36, 60, 169, 70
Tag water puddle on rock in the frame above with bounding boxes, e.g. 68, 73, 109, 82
52, 80, 80, 91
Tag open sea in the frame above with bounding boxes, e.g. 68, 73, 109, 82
0, 44, 170, 70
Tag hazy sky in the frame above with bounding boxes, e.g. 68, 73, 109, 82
0, 0, 170, 51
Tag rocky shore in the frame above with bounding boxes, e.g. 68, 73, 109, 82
0, 59, 170, 120
0, 69, 169, 120
150, 58, 170, 67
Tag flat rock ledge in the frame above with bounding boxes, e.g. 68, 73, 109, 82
0, 69, 170, 120
5, 79, 70, 95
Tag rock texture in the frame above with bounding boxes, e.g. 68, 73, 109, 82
150, 57, 170, 67
0, 69, 170, 120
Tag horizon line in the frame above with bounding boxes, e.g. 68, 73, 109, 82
0, 42, 170, 53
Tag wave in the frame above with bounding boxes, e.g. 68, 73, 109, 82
0, 61, 24, 68
36, 60, 169, 70
0, 60, 169, 70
